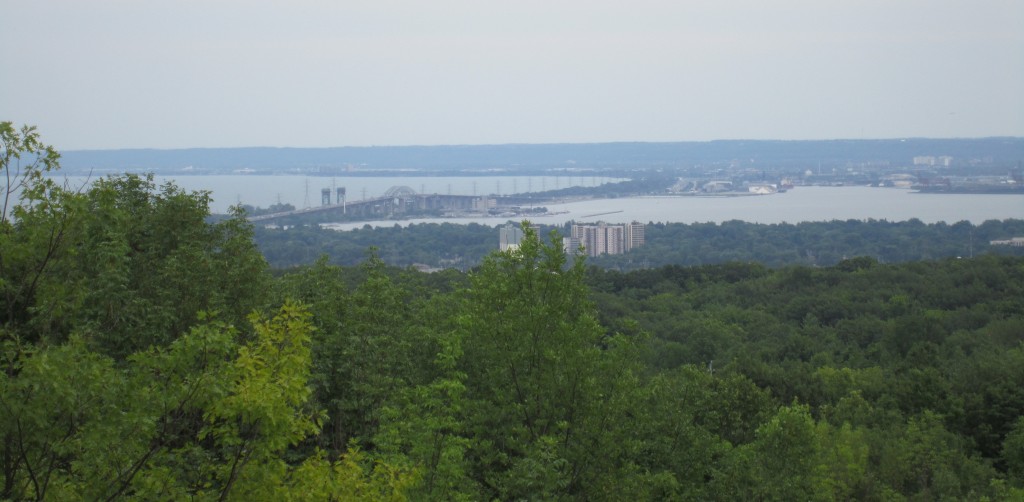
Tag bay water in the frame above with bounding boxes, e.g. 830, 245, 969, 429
45, 174, 1024, 229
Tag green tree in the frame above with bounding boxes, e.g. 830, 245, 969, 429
374, 328, 478, 500
735, 404, 831, 501
54, 175, 270, 358
1, 301, 416, 500
1003, 417, 1024, 485
1, 122, 72, 346
1, 124, 410, 499
3, 132, 270, 358
456, 224, 644, 500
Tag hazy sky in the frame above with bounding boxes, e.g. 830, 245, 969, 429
2, 1, 1022, 149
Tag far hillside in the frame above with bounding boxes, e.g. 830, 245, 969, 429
58, 138, 1024, 174
253, 218, 1024, 270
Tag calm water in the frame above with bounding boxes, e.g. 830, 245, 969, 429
321, 186, 1024, 231
46, 175, 1023, 229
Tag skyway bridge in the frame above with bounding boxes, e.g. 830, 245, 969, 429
247, 185, 495, 223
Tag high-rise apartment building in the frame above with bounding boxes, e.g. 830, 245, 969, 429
567, 221, 645, 257
499, 223, 542, 251
499, 224, 524, 251
625, 221, 645, 251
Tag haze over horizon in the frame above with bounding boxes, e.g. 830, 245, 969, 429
3, 1, 1022, 151
53, 136, 1024, 156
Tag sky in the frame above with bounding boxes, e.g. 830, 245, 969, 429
1, 1, 1022, 150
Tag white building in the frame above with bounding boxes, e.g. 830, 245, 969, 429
499, 223, 541, 251
625, 221, 645, 251
567, 221, 645, 257
499, 224, 524, 251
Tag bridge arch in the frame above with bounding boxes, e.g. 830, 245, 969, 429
383, 185, 417, 198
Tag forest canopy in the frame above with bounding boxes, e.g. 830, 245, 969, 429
3, 122, 1024, 500
253, 217, 1024, 270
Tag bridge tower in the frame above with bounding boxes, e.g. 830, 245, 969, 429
336, 187, 346, 214
321, 188, 331, 206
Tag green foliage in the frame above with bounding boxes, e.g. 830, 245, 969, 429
1002, 417, 1024, 485
447, 225, 649, 499
0, 122, 62, 223
1, 122, 72, 345
253, 217, 1024, 271
592, 218, 1024, 270
3, 154, 270, 356
6, 123, 1024, 500
267, 232, 1023, 501
0, 300, 418, 500
756, 404, 831, 500
255, 222, 504, 270
372, 323, 482, 501
59, 175, 270, 357
586, 254, 1024, 499
0, 337, 121, 499
199, 304, 321, 495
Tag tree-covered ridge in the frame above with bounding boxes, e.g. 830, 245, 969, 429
256, 222, 501, 270
590, 256, 1024, 456
4, 122, 1024, 500
589, 218, 1024, 269
55, 137, 1024, 174
253, 217, 1024, 270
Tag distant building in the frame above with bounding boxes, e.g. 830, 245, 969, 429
499, 224, 524, 251
747, 184, 778, 195
499, 223, 540, 251
913, 156, 954, 167
411, 263, 443, 273
990, 237, 1024, 247
473, 196, 495, 212
702, 181, 733, 193
567, 221, 645, 257
625, 221, 645, 250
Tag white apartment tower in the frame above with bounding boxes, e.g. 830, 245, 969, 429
625, 221, 645, 251
568, 221, 645, 257
499, 223, 542, 251
499, 224, 524, 251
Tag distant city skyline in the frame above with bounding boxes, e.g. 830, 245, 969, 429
2, 1, 1022, 150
